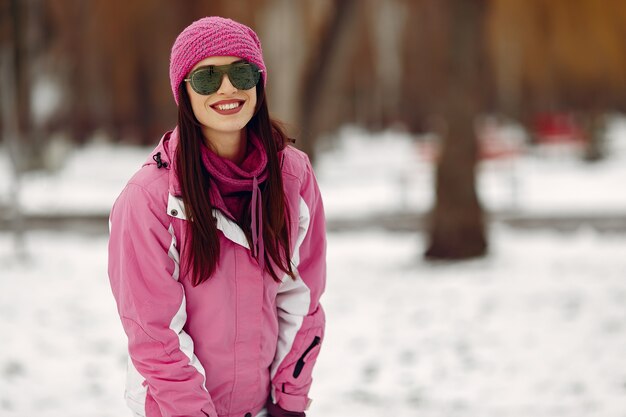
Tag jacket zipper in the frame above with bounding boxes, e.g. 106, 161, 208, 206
292, 336, 321, 378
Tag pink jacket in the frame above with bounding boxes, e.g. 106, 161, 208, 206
108, 128, 326, 417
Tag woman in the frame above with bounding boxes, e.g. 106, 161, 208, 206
108, 16, 326, 417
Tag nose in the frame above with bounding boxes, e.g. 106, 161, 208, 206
216, 73, 237, 95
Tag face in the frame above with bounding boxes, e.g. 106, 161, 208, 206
185, 56, 258, 142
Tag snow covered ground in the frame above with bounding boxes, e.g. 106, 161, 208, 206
1, 116, 626, 416
316, 227, 626, 417
1, 227, 626, 417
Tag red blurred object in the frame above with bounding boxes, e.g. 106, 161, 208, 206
532, 112, 586, 145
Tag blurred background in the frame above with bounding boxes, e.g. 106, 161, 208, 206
1, 0, 626, 416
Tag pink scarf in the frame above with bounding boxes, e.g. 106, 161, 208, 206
201, 133, 268, 269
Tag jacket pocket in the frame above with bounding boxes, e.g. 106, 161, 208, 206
277, 329, 323, 399
292, 336, 321, 378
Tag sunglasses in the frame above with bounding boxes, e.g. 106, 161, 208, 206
184, 62, 263, 95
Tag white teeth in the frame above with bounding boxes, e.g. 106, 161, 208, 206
215, 102, 240, 111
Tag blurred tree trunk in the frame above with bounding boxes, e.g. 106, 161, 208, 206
3, 0, 45, 170
425, 0, 488, 259
401, 0, 448, 133
298, 0, 357, 161
0, 0, 27, 257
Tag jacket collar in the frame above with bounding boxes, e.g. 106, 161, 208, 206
145, 128, 251, 250
143, 127, 183, 198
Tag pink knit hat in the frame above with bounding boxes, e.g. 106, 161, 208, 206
169, 16, 266, 105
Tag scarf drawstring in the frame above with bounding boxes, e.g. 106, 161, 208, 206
251, 176, 264, 270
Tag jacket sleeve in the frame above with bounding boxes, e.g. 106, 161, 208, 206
269, 156, 327, 414
108, 182, 217, 417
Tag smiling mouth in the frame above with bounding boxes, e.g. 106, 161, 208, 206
210, 100, 245, 115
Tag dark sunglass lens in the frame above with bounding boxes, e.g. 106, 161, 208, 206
191, 68, 221, 95
229, 64, 260, 90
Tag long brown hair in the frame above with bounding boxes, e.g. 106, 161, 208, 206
176, 81, 296, 286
